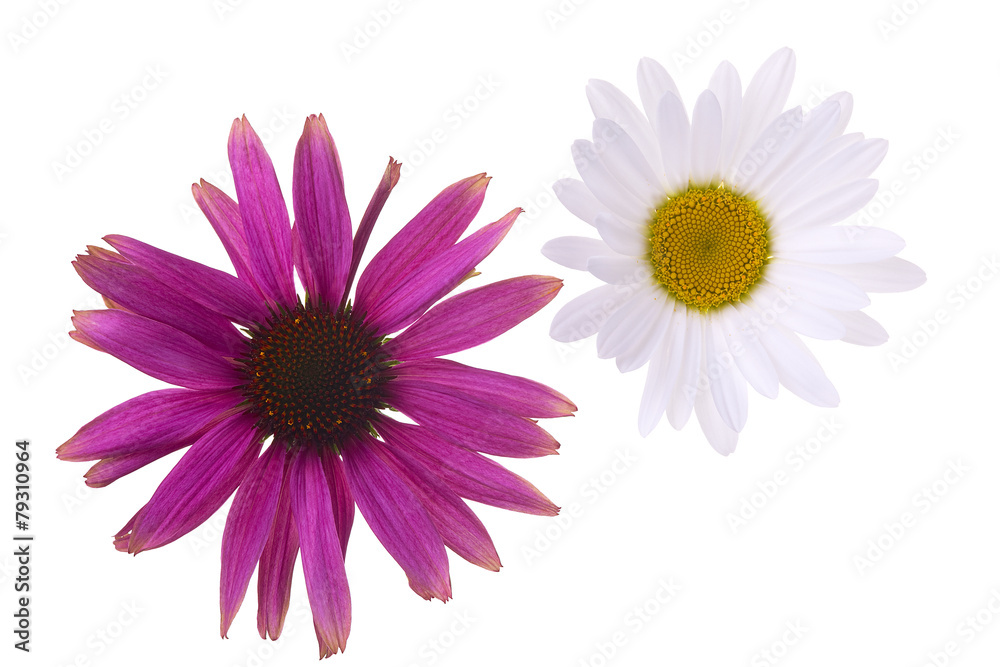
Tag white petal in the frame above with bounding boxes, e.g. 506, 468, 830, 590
666, 311, 702, 430
741, 101, 842, 198
586, 79, 663, 173
638, 307, 688, 436
572, 140, 651, 222
617, 292, 674, 372
827, 91, 854, 137
771, 179, 878, 231
596, 283, 661, 359
689, 90, 723, 185
730, 106, 803, 193
828, 257, 926, 292
541, 236, 612, 271
750, 284, 846, 340
797, 98, 844, 150
756, 323, 839, 407
708, 60, 743, 178
704, 314, 749, 431
596, 213, 648, 257
637, 57, 682, 124
550, 284, 633, 342
835, 310, 889, 346
587, 255, 650, 285
765, 132, 865, 203
593, 118, 664, 206
553, 178, 615, 227
722, 305, 779, 399
695, 384, 739, 456
729, 48, 796, 169
655, 92, 691, 194
766, 139, 887, 214
763, 261, 871, 310
771, 226, 905, 264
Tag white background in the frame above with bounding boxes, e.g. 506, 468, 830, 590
3, 0, 999, 665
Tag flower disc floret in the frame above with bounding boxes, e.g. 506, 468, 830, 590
649, 186, 769, 310
240, 303, 390, 443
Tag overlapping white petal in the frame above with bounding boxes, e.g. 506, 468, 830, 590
545, 48, 924, 454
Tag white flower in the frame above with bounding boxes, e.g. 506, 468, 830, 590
543, 48, 925, 455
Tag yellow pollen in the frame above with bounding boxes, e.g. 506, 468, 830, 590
648, 185, 769, 310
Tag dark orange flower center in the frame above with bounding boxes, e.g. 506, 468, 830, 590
239, 303, 390, 444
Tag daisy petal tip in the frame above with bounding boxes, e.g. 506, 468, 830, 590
772, 46, 796, 64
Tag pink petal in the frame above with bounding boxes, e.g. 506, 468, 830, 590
385, 275, 562, 361
344, 158, 402, 301
114, 512, 138, 552
122, 412, 262, 553
364, 209, 521, 335
220, 441, 286, 637
228, 116, 296, 308
289, 446, 351, 658
257, 457, 300, 641
387, 383, 559, 458
290, 220, 316, 304
74, 248, 244, 356
106, 234, 268, 326
292, 114, 352, 306
355, 173, 489, 316
58, 388, 240, 461
71, 310, 243, 390
391, 358, 575, 418
378, 419, 558, 516
319, 447, 354, 555
191, 179, 255, 285
378, 443, 500, 571
342, 434, 452, 601
84, 442, 189, 488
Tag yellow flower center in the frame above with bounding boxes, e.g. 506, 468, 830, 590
648, 185, 769, 311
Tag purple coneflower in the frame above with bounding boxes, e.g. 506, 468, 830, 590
59, 114, 573, 658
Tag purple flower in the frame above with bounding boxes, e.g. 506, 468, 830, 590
59, 114, 574, 658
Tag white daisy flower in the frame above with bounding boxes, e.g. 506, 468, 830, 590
544, 48, 925, 455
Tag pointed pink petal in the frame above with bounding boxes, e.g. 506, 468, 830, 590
228, 116, 296, 307
290, 220, 316, 305
114, 512, 139, 552
74, 248, 244, 356
386, 384, 559, 458
384, 275, 562, 360
58, 388, 240, 461
192, 179, 256, 285
288, 446, 351, 658
71, 310, 243, 390
355, 173, 489, 316
342, 434, 451, 601
124, 412, 262, 553
84, 442, 189, 488
105, 234, 268, 326
319, 447, 354, 555
378, 419, 558, 516
220, 441, 286, 637
364, 209, 520, 335
391, 358, 575, 418
292, 114, 352, 306
378, 444, 500, 571
257, 457, 300, 640
343, 158, 401, 301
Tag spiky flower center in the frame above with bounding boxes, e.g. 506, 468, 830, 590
239, 303, 390, 444
648, 185, 769, 310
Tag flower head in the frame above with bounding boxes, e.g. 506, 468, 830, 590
60, 114, 574, 658
544, 48, 924, 454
